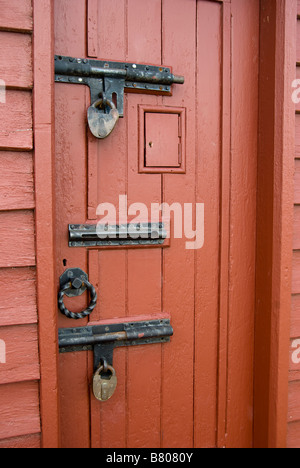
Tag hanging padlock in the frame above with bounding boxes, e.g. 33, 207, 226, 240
93, 361, 118, 402
87, 98, 119, 139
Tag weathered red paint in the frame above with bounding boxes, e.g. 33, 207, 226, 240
287, 0, 300, 449
145, 113, 180, 167
0, 0, 40, 448
0, 0, 298, 449
255, 0, 297, 449
138, 105, 186, 174
52, 0, 259, 449
0, 0, 33, 32
33, 0, 60, 449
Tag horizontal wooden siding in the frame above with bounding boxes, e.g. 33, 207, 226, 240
0, 0, 41, 448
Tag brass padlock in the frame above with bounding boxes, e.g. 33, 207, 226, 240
87, 98, 119, 139
93, 363, 117, 401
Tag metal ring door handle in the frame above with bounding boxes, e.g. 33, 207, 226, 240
58, 268, 98, 320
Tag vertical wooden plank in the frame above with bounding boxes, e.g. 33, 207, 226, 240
98, 0, 127, 61
290, 6, 300, 449
289, 9, 300, 451
227, 0, 259, 448
90, 0, 127, 449
33, 0, 59, 449
54, 0, 86, 58
55, 89, 90, 447
126, 0, 163, 448
161, 0, 196, 448
268, 0, 296, 448
255, 0, 296, 449
194, 0, 222, 448
54, 0, 90, 449
87, 0, 98, 58
127, 0, 162, 63
87, 250, 101, 448
254, 0, 277, 447
217, 0, 232, 449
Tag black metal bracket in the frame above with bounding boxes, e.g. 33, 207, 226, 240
59, 268, 89, 298
58, 319, 173, 372
54, 55, 184, 117
68, 222, 167, 248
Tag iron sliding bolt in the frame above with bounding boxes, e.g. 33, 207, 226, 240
54, 55, 184, 138
54, 55, 184, 88
58, 319, 173, 372
58, 320, 173, 349
68, 222, 168, 248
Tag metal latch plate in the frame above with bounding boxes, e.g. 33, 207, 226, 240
69, 223, 168, 248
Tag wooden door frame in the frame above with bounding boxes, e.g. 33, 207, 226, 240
34, 0, 296, 448
33, 0, 60, 448
254, 0, 296, 449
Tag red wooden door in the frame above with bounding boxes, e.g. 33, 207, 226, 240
54, 0, 259, 448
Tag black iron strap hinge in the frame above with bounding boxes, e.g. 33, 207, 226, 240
58, 319, 173, 372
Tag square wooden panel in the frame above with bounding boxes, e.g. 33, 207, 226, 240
139, 105, 186, 173
145, 113, 180, 167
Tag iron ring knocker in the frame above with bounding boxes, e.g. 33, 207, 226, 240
58, 269, 98, 320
